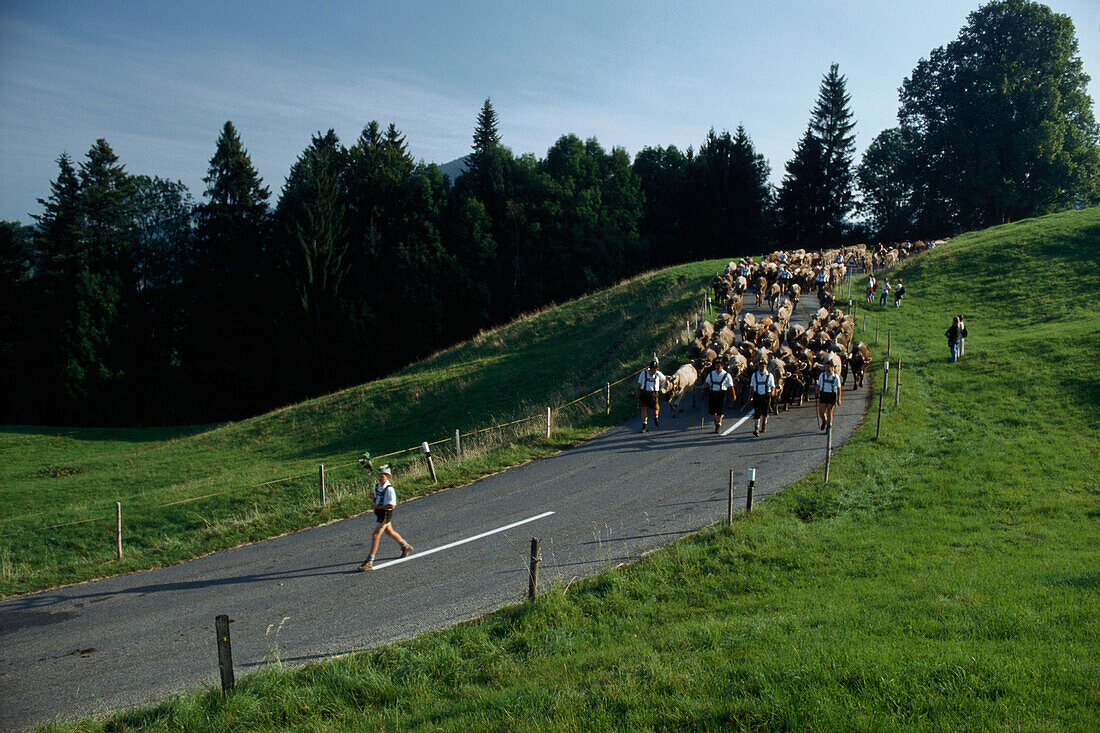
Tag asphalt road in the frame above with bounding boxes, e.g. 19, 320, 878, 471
0, 306, 872, 731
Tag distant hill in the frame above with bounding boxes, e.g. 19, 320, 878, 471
437, 155, 469, 181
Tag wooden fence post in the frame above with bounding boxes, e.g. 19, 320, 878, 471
215, 614, 235, 692
422, 442, 437, 483
887, 331, 891, 358
606, 382, 611, 415
895, 359, 901, 407
318, 464, 326, 506
727, 470, 734, 526
115, 502, 122, 560
528, 538, 541, 599
876, 362, 889, 440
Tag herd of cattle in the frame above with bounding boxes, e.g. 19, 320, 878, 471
662, 241, 932, 416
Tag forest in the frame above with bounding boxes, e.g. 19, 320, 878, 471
1, 0, 1096, 425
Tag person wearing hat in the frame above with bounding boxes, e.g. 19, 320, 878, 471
704, 358, 736, 433
636, 357, 667, 432
748, 360, 776, 437
358, 464, 413, 571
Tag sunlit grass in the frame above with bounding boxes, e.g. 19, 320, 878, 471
41, 206, 1100, 731
1, 262, 723, 597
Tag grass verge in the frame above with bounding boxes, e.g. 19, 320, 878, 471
41, 206, 1100, 731
1, 261, 725, 597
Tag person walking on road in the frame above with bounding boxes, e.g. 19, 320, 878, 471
944, 315, 967, 363
817, 360, 842, 431
637, 357, 667, 432
358, 464, 413, 571
704, 358, 736, 433
749, 360, 776, 437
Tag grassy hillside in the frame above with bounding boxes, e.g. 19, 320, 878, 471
1, 261, 723, 597
46, 207, 1100, 731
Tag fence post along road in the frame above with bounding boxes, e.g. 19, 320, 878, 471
0, 263, 894, 729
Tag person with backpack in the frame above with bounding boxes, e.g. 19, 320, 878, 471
704, 358, 736, 433
358, 464, 413, 571
894, 280, 904, 307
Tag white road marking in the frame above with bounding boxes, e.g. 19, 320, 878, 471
371, 511, 556, 570
721, 407, 754, 435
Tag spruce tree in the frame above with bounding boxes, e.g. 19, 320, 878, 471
811, 64, 857, 241
186, 121, 274, 419
777, 65, 856, 247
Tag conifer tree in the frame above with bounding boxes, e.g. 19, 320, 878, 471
777, 65, 856, 246
811, 64, 857, 240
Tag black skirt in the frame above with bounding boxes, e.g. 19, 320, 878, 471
708, 391, 726, 415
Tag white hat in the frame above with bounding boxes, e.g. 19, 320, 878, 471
378, 464, 392, 475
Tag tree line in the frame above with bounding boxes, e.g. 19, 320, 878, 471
2, 0, 1096, 426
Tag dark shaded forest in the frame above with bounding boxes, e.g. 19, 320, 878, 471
2, 0, 1096, 426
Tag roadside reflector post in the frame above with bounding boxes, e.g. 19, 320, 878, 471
895, 360, 901, 407
318, 464, 326, 506
115, 502, 122, 560
606, 382, 611, 415
455, 429, 462, 464
875, 322, 879, 345
546, 407, 551, 439
528, 538, 541, 600
746, 468, 756, 514
887, 330, 892, 358
727, 470, 734, 526
824, 425, 833, 483
422, 442, 437, 483
876, 362, 890, 440
215, 614, 235, 692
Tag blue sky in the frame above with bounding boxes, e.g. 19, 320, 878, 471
1, 0, 1097, 223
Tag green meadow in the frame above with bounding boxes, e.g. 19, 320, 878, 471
1, 261, 721, 597
39, 207, 1100, 731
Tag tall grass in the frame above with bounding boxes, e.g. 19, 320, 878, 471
42, 206, 1100, 731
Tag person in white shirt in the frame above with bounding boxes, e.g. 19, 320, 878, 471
704, 358, 736, 433
816, 361, 842, 431
748, 360, 776, 437
636, 358, 667, 432
814, 267, 829, 295
894, 280, 904, 307
880, 280, 891, 306
358, 464, 413, 571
